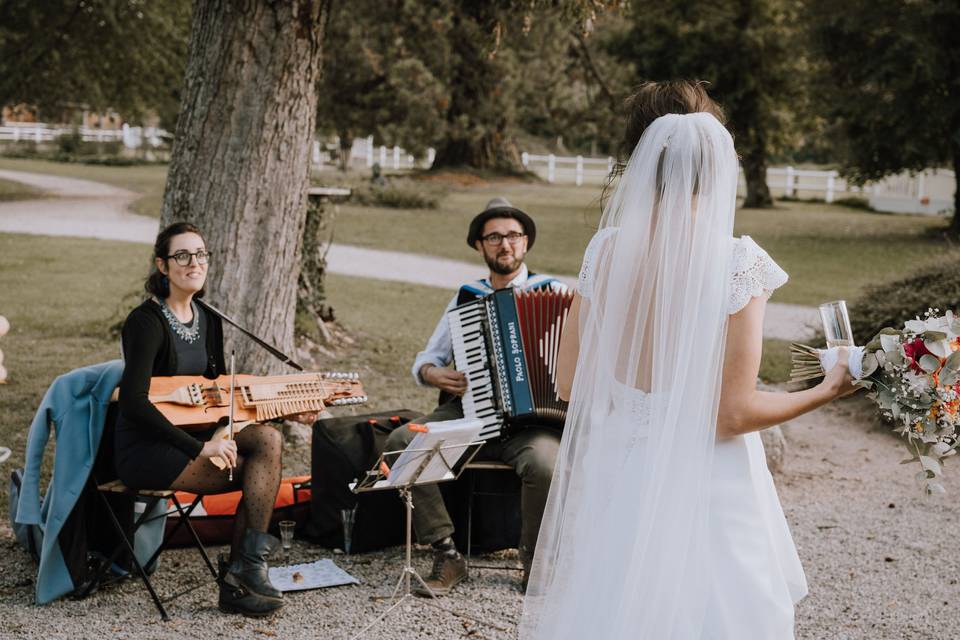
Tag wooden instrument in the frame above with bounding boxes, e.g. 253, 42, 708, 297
448, 288, 573, 440
148, 371, 367, 429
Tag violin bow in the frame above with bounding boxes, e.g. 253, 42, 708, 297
197, 299, 303, 371
228, 351, 235, 481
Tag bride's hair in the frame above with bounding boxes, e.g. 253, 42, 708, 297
601, 80, 726, 207
619, 81, 725, 159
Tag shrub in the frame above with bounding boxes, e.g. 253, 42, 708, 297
833, 196, 873, 211
350, 181, 440, 209
55, 130, 84, 156
849, 251, 960, 343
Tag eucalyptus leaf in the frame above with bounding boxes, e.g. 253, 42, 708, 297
917, 470, 934, 483
951, 318, 960, 334
931, 441, 953, 457
945, 351, 960, 371
926, 482, 946, 495
906, 319, 927, 333
862, 353, 879, 377
941, 369, 959, 386
926, 339, 950, 358
919, 354, 941, 373
879, 327, 903, 336
880, 334, 901, 352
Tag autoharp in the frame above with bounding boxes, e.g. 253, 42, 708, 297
448, 288, 574, 440
147, 371, 367, 429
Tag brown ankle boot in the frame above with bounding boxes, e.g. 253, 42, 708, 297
414, 549, 467, 597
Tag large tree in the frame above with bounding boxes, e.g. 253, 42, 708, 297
160, 0, 328, 373
0, 0, 190, 127
806, 0, 960, 233
315, 0, 448, 170
608, 0, 804, 207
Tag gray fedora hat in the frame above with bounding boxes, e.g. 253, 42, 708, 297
466, 197, 537, 250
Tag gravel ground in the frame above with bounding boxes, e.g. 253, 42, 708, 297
2, 394, 958, 639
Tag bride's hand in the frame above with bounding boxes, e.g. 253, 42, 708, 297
819, 346, 858, 399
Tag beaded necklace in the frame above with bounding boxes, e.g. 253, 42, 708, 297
159, 299, 201, 344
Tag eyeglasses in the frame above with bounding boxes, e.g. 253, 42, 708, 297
166, 250, 211, 266
481, 232, 526, 246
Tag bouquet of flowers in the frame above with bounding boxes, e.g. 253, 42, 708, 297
791, 309, 960, 494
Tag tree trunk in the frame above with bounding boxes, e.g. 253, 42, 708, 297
298, 197, 337, 326
338, 133, 353, 172
429, 11, 523, 174
160, 0, 328, 374
741, 145, 774, 208
432, 128, 523, 173
951, 140, 960, 237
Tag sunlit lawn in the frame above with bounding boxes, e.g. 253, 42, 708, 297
0, 178, 43, 201
0, 156, 951, 307
0, 229, 799, 519
0, 156, 167, 218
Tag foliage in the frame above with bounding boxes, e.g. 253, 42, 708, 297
0, 0, 192, 127
607, 0, 807, 207
804, 0, 960, 232
315, 1, 623, 173
850, 252, 960, 346
316, 2, 448, 165
350, 182, 441, 210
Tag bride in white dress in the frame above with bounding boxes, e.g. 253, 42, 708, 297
519, 82, 856, 640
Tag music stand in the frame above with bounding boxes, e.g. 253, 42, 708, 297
349, 418, 508, 639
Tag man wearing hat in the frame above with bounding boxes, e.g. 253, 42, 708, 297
385, 197, 567, 596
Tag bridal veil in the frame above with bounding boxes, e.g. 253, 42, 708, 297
520, 112, 739, 639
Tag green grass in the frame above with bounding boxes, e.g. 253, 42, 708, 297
0, 178, 43, 202
1, 155, 950, 307
0, 156, 167, 218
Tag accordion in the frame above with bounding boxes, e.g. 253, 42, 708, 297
447, 287, 574, 440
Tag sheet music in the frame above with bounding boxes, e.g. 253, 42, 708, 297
267, 558, 359, 592
386, 418, 484, 486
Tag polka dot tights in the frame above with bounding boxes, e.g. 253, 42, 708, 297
170, 424, 282, 560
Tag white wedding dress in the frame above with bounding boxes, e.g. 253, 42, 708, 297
521, 113, 805, 640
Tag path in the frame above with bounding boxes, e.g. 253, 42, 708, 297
0, 169, 818, 341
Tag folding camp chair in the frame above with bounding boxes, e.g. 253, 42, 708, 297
86, 479, 217, 621
462, 460, 523, 574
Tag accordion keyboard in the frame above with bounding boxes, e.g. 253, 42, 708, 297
448, 300, 504, 440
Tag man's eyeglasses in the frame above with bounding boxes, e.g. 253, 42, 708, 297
481, 232, 526, 246
166, 250, 211, 266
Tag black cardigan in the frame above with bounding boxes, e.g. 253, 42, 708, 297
117, 299, 226, 459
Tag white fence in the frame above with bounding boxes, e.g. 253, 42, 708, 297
0, 122, 170, 148
520, 152, 955, 214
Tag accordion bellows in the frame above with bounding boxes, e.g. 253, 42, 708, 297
448, 288, 574, 440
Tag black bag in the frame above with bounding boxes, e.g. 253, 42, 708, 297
303, 410, 417, 552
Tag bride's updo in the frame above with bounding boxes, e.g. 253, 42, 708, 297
619, 80, 726, 159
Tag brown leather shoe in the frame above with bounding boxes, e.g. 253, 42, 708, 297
414, 550, 467, 597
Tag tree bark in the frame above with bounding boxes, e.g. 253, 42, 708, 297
161, 0, 328, 374
741, 144, 774, 208
429, 11, 523, 174
337, 133, 353, 172
951, 138, 960, 237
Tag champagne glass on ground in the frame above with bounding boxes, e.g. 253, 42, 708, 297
341, 507, 357, 555
278, 520, 296, 563
819, 300, 854, 347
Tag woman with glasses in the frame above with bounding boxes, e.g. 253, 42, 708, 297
114, 222, 286, 617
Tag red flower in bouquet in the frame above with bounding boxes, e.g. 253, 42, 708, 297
903, 338, 937, 374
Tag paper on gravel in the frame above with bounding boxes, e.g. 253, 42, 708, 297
268, 558, 359, 592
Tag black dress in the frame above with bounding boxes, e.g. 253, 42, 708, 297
114, 299, 226, 489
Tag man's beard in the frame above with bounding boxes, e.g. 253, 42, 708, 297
485, 251, 523, 276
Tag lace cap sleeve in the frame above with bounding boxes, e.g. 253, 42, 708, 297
728, 235, 788, 315
578, 227, 617, 298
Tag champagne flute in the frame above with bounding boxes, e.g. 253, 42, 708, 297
819, 300, 854, 348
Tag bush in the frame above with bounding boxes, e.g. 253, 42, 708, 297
350, 181, 440, 209
55, 130, 84, 156
849, 251, 960, 343
833, 196, 873, 211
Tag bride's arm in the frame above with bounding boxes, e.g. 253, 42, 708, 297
555, 293, 583, 401
717, 295, 855, 438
